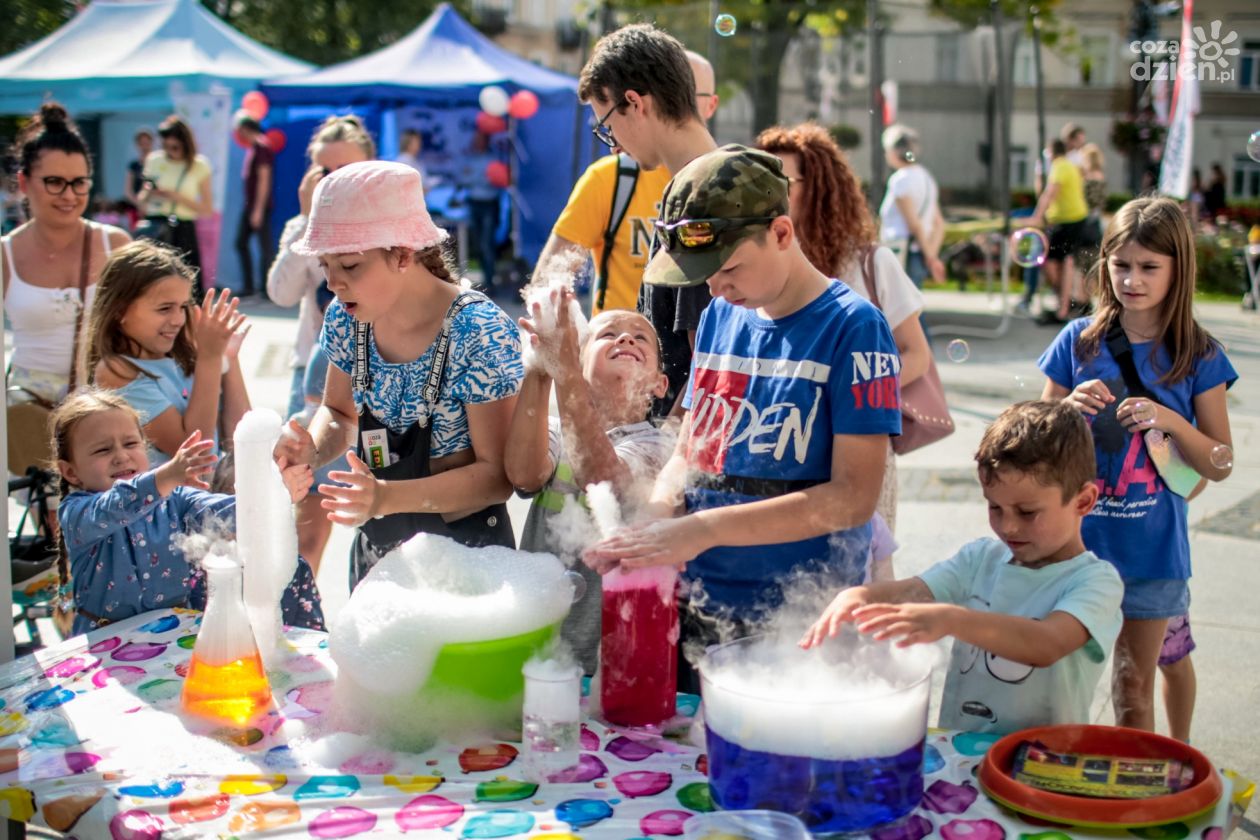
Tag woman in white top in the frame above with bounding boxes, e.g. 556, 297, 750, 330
759, 122, 931, 535
136, 116, 213, 292
265, 115, 375, 572
879, 124, 946, 290
2, 103, 131, 407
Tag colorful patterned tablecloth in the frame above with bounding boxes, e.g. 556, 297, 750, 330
0, 609, 1251, 839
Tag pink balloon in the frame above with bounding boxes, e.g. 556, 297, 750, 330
508, 90, 539, 120
241, 91, 269, 121
475, 112, 508, 135
264, 128, 287, 153
485, 160, 510, 188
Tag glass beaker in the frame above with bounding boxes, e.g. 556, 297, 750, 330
521, 657, 582, 783
181, 555, 273, 726
600, 565, 678, 727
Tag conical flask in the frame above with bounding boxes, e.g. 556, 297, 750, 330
181, 554, 273, 726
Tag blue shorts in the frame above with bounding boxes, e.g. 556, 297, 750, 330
1120, 577, 1189, 620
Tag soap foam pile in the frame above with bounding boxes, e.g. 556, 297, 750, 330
327, 533, 574, 749
701, 628, 932, 761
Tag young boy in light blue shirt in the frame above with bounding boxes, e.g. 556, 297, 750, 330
801, 400, 1124, 734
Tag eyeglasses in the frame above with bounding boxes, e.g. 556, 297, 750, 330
653, 216, 777, 251
41, 176, 93, 196
591, 99, 626, 148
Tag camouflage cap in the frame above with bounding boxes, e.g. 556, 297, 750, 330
643, 144, 789, 288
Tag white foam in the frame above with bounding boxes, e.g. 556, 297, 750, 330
701, 629, 931, 761
520, 271, 590, 373
585, 481, 622, 539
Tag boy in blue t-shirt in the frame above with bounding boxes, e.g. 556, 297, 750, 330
801, 401, 1123, 734
583, 147, 902, 689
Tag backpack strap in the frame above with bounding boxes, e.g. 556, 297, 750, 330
1104, 319, 1154, 400
594, 153, 640, 311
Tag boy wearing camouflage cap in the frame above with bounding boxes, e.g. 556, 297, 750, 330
584, 146, 903, 688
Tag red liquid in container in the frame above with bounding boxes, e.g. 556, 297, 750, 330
600, 566, 678, 727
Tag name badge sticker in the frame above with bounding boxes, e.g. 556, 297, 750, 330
361, 429, 390, 470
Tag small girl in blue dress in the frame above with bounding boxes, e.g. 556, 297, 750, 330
54, 389, 324, 635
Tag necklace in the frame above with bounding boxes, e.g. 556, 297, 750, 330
30, 219, 86, 261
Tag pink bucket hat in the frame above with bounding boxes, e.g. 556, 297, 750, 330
291, 160, 449, 256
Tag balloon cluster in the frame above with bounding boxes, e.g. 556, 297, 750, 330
233, 91, 287, 152
476, 86, 540, 187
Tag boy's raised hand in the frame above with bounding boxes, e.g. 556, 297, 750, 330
799, 586, 872, 649
852, 602, 955, 647
519, 288, 582, 379
155, 431, 218, 495
281, 462, 314, 504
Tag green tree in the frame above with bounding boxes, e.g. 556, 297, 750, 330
6, 0, 78, 56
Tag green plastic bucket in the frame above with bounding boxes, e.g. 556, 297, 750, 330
425, 623, 559, 701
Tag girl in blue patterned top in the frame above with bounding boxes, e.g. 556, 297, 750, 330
272, 161, 524, 586
1040, 197, 1236, 734
86, 241, 251, 466
54, 390, 324, 635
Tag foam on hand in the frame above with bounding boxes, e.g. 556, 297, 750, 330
520, 266, 590, 373
233, 409, 298, 670
701, 628, 932, 761
585, 481, 622, 539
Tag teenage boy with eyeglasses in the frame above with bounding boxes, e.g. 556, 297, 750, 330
583, 147, 903, 690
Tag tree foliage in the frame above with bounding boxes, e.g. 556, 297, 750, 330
6, 0, 78, 57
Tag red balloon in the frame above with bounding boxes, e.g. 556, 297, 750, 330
475, 112, 508, 135
485, 161, 510, 188
231, 129, 250, 149
264, 128, 287, 153
508, 90, 539, 120
241, 91, 269, 121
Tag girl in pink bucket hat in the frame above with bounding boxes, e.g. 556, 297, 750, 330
273, 161, 523, 585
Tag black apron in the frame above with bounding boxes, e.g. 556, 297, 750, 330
349, 291, 514, 588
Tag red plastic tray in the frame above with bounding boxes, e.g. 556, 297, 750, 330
977, 724, 1223, 829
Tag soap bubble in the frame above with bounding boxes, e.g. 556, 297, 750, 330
1010, 227, 1049, 268
1210, 444, 1234, 470
946, 339, 970, 363
714, 13, 737, 36
1248, 131, 1260, 163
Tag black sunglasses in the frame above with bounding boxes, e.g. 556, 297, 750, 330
41, 176, 93, 196
591, 99, 626, 149
653, 216, 777, 251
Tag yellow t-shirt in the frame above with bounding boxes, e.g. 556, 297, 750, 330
142, 153, 212, 220
552, 155, 672, 315
1046, 157, 1088, 225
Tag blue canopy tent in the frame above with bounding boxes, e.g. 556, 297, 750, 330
262, 3, 591, 266
0, 0, 312, 286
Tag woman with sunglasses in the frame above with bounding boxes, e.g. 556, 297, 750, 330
136, 116, 213, 289
2, 103, 132, 416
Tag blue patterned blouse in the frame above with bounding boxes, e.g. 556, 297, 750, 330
319, 292, 524, 457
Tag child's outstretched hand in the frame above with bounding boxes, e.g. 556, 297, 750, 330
155, 431, 218, 496
1063, 379, 1114, 416
274, 419, 318, 470
320, 450, 382, 527
1116, 397, 1171, 433
281, 462, 314, 504
799, 586, 872, 649
581, 516, 711, 574
189, 287, 247, 359
852, 602, 955, 647
518, 288, 581, 379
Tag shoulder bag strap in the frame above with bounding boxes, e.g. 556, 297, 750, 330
352, 319, 371, 394
67, 223, 92, 393
1104, 319, 1153, 399
420, 291, 481, 412
859, 244, 882, 310
595, 153, 640, 311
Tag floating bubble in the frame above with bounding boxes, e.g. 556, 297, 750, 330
946, 339, 970, 363
1248, 131, 1260, 163
1010, 227, 1049, 268
714, 13, 737, 37
1210, 444, 1233, 470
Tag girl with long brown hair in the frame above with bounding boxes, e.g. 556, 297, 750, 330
758, 122, 931, 534
1040, 196, 1237, 735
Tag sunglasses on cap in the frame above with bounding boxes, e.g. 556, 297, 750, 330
652, 216, 777, 251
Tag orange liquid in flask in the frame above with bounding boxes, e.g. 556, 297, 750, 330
181, 650, 272, 725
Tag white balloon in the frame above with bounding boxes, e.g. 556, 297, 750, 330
479, 86, 510, 117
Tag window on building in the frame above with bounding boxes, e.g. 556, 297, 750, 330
937, 33, 961, 83
1233, 156, 1260, 200
1010, 146, 1030, 188
1079, 34, 1113, 87
1239, 41, 1260, 91
1013, 40, 1036, 87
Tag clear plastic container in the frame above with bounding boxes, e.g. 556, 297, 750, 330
683, 810, 812, 840
599, 565, 678, 727
699, 630, 931, 836
521, 657, 582, 783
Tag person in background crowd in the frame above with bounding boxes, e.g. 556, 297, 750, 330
1062, 122, 1087, 167
233, 112, 275, 299
879, 124, 946, 292
137, 116, 212, 292
394, 129, 434, 191
1203, 163, 1227, 219
123, 128, 154, 219
461, 131, 506, 296
537, 50, 719, 319
1079, 142, 1107, 275
1030, 139, 1090, 326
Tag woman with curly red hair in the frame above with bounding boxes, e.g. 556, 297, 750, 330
757, 122, 931, 535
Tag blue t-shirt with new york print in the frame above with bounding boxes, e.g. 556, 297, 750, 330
681, 280, 902, 614
1039, 318, 1237, 581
